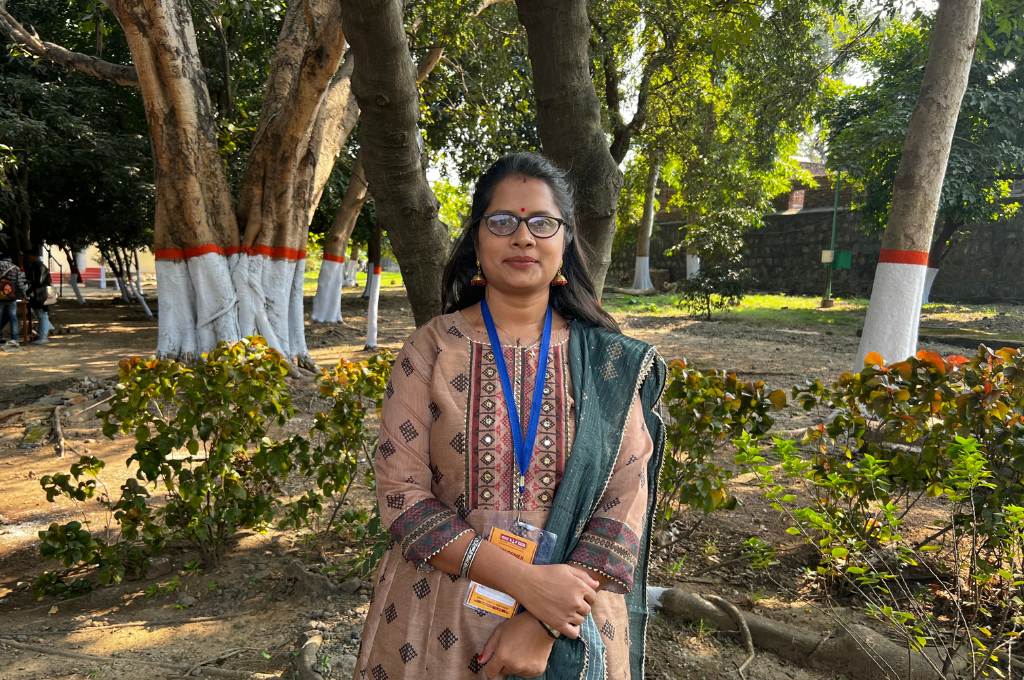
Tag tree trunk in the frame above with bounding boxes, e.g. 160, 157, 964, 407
108, 0, 241, 357
686, 252, 701, 280
364, 223, 383, 348
99, 0, 358, 360
346, 241, 360, 286
341, 0, 451, 327
516, 0, 624, 297
921, 217, 960, 305
310, 42, 449, 324
857, 0, 980, 365
61, 246, 85, 304
233, 0, 354, 362
311, 155, 367, 323
632, 160, 661, 291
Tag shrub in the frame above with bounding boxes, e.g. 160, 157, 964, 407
281, 352, 393, 577
736, 347, 1024, 677
659, 358, 786, 519
35, 339, 392, 595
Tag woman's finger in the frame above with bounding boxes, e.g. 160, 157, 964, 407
483, 657, 506, 680
478, 629, 501, 667
570, 567, 601, 591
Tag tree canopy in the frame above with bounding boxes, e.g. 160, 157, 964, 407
826, 0, 1024, 262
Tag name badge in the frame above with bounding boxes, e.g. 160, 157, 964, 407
464, 520, 557, 618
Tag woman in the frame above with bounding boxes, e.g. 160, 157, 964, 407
353, 153, 665, 680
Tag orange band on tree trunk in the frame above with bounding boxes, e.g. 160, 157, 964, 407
878, 249, 930, 266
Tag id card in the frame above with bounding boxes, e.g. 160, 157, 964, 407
464, 520, 557, 618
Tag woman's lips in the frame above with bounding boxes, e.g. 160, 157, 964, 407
504, 257, 539, 269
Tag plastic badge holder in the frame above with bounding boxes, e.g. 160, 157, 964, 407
464, 519, 557, 618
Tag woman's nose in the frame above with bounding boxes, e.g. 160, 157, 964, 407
510, 219, 535, 247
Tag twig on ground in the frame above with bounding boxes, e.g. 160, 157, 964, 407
183, 647, 251, 677
52, 405, 65, 457
71, 392, 114, 418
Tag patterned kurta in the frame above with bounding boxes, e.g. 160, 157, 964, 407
353, 309, 654, 680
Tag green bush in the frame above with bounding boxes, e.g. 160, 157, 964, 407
659, 358, 785, 518
736, 346, 1024, 675
283, 352, 393, 577
35, 338, 391, 596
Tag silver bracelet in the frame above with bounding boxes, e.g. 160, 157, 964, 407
460, 534, 484, 579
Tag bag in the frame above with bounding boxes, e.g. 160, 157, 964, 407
0, 264, 18, 302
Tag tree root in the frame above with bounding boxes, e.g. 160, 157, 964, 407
652, 587, 970, 680
0, 638, 276, 678
706, 595, 755, 679
296, 353, 320, 374
293, 632, 325, 680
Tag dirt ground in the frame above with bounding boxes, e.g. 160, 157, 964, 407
0, 288, 985, 680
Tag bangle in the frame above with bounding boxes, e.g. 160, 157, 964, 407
460, 534, 484, 579
535, 616, 561, 639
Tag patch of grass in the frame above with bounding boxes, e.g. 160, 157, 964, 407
723, 294, 867, 330
302, 266, 404, 294
605, 291, 867, 331
603, 292, 684, 316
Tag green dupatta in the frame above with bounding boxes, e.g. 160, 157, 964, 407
511, 321, 666, 680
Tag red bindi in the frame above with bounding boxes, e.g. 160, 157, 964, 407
519, 208, 526, 213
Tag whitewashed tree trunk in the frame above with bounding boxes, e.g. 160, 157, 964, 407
632, 160, 660, 291
311, 154, 367, 322
632, 256, 652, 291
364, 265, 382, 349
343, 253, 359, 287
857, 0, 980, 365
921, 267, 940, 305
67, 248, 86, 303
686, 253, 701, 280
68, 277, 85, 304
311, 256, 345, 323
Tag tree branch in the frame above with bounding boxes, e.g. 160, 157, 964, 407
192, 0, 234, 115
610, 44, 671, 164
0, 5, 137, 87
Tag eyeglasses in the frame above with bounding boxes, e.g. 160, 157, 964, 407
481, 212, 566, 239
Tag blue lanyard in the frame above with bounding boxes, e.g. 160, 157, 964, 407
480, 299, 553, 497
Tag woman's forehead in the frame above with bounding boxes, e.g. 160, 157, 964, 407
488, 176, 560, 213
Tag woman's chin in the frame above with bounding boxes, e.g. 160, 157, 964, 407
489, 277, 551, 295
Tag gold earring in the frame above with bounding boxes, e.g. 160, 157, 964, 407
470, 260, 487, 287
551, 265, 568, 287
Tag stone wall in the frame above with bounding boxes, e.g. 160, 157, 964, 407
616, 207, 1024, 304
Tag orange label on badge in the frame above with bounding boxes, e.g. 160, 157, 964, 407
464, 528, 539, 618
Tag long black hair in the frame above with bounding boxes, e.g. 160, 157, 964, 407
440, 152, 620, 333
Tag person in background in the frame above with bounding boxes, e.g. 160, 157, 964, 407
25, 252, 52, 344
0, 249, 28, 347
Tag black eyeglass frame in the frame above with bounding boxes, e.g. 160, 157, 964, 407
479, 212, 567, 239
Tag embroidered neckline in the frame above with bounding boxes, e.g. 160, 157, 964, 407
451, 309, 571, 349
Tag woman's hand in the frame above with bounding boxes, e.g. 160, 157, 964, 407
512, 563, 599, 639
479, 612, 555, 679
